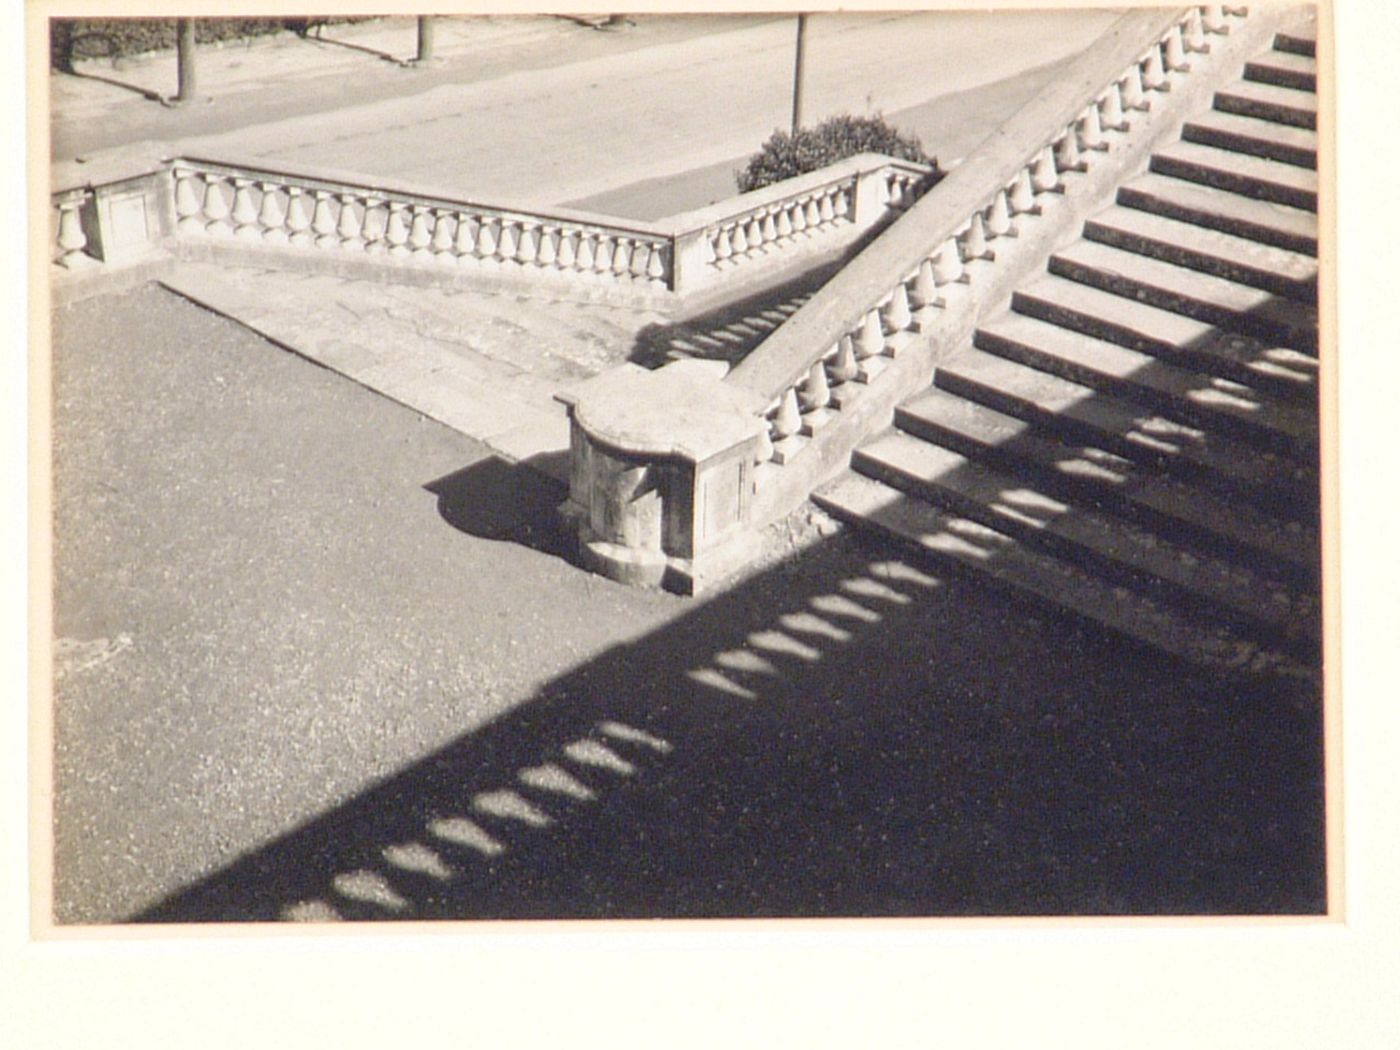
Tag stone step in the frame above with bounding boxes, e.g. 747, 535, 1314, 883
813, 472, 1313, 678
1213, 78, 1318, 130
1117, 172, 1317, 255
1274, 25, 1317, 59
974, 311, 1317, 455
894, 387, 1319, 580
933, 348, 1317, 509
1182, 108, 1317, 168
1082, 204, 1317, 302
853, 430, 1315, 641
1244, 49, 1318, 92
1151, 140, 1318, 211
1048, 239, 1319, 353
1012, 274, 1319, 400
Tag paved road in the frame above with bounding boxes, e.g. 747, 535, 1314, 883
51, 11, 1120, 209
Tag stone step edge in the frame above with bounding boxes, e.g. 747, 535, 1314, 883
851, 432, 1315, 643
893, 386, 1321, 582
813, 472, 1316, 681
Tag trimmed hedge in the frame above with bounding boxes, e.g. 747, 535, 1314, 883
736, 114, 943, 194
49, 17, 375, 70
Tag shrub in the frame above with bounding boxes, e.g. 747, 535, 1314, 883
49, 16, 376, 69
735, 113, 943, 194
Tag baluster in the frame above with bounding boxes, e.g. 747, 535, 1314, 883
805, 197, 823, 228
256, 182, 288, 243
311, 191, 339, 249
1141, 45, 1169, 91
54, 193, 91, 268
537, 226, 559, 267
361, 197, 388, 253
612, 237, 633, 277
760, 211, 778, 247
743, 216, 763, 252
1202, 5, 1227, 33
1164, 24, 1190, 71
202, 175, 233, 237
790, 200, 809, 233
799, 360, 831, 412
755, 422, 775, 465
515, 222, 539, 265
856, 310, 884, 359
430, 209, 456, 258
1079, 102, 1107, 151
932, 238, 963, 285
882, 283, 912, 332
335, 194, 364, 250
286, 187, 314, 248
818, 192, 835, 223
834, 188, 851, 218
1009, 169, 1037, 214
1101, 84, 1128, 130
986, 190, 1014, 238
556, 230, 577, 268
408, 205, 434, 258
592, 235, 613, 274
1056, 129, 1084, 173
1184, 8, 1209, 51
646, 242, 667, 283
1032, 145, 1061, 192
712, 227, 732, 262
909, 258, 939, 309
630, 242, 651, 279
961, 213, 991, 261
772, 388, 802, 440
731, 222, 749, 256
829, 336, 858, 384
474, 218, 498, 259
453, 213, 478, 259
384, 201, 411, 256
1121, 64, 1148, 110
775, 207, 794, 240
229, 179, 260, 240
495, 220, 518, 263
574, 233, 595, 271
173, 168, 205, 234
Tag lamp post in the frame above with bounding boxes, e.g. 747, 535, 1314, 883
791, 13, 808, 135
415, 16, 435, 64
174, 17, 197, 104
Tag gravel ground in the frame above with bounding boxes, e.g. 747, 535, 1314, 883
49, 284, 1326, 924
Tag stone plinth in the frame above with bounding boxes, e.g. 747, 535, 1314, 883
557, 360, 768, 594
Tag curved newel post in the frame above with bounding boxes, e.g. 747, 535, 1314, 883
555, 361, 769, 595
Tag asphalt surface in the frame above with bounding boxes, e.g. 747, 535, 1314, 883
50, 11, 1121, 211
51, 286, 1326, 924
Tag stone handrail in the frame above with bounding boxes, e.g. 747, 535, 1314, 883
169, 156, 675, 288
724, 5, 1249, 470
51, 150, 931, 296
659, 153, 933, 288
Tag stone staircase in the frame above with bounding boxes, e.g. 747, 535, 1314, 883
815, 22, 1321, 676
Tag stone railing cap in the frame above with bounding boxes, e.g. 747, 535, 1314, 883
564, 362, 768, 463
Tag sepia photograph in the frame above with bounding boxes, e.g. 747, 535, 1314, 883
18, 0, 1399, 1045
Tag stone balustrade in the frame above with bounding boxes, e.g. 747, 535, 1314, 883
561, 4, 1307, 593
52, 151, 931, 300
726, 5, 1260, 507
168, 159, 674, 289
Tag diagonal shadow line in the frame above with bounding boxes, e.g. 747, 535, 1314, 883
59, 69, 165, 103
300, 34, 409, 65
130, 503, 1326, 924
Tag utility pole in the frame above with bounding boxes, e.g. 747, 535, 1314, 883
174, 17, 197, 104
414, 16, 435, 65
791, 13, 808, 135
